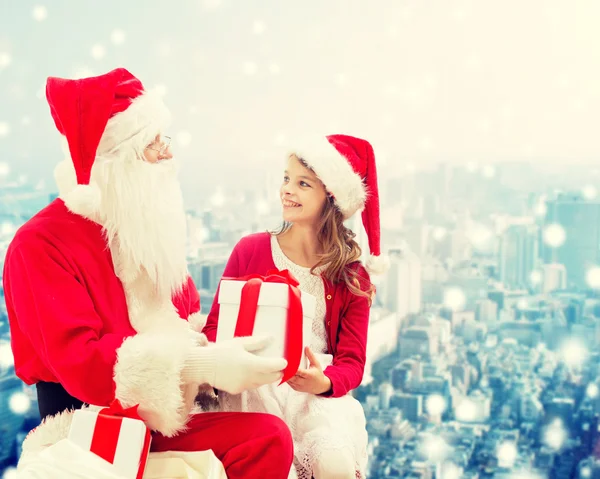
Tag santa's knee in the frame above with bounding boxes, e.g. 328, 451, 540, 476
259, 414, 294, 461
313, 448, 356, 479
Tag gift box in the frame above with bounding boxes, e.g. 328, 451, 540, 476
67, 400, 152, 479
216, 269, 316, 383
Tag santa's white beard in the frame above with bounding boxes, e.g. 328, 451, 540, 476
91, 156, 189, 302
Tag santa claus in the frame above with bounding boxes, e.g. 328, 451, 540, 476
2, 68, 293, 478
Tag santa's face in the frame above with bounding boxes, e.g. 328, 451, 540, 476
280, 155, 327, 226
143, 134, 173, 164
91, 141, 189, 299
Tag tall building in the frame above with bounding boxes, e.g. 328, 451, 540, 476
541, 264, 567, 293
475, 298, 498, 324
498, 223, 539, 289
390, 392, 423, 422
542, 192, 600, 290
384, 245, 422, 316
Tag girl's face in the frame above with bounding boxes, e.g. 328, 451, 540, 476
280, 155, 328, 226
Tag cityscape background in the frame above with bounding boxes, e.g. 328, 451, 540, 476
2, 1, 600, 478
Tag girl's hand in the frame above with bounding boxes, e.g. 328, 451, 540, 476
287, 347, 332, 395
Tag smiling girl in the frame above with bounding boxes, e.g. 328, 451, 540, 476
203, 134, 387, 479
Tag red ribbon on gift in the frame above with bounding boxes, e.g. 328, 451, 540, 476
89, 399, 152, 479
225, 269, 303, 384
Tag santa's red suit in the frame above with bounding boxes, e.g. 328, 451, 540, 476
2, 68, 293, 478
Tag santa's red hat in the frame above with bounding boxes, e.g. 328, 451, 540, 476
294, 134, 389, 275
46, 67, 170, 218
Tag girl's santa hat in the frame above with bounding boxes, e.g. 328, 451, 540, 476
295, 134, 389, 275
46, 67, 170, 219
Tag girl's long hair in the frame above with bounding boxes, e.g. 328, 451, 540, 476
273, 155, 374, 302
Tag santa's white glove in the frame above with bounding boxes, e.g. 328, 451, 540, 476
182, 335, 287, 395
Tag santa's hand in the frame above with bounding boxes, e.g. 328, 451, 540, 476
287, 347, 332, 395
182, 335, 287, 395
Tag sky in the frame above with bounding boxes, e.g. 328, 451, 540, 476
1, 0, 600, 197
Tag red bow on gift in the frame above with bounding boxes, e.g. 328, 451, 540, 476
90, 399, 151, 479
224, 269, 303, 384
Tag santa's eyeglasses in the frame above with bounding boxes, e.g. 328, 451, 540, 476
145, 135, 171, 155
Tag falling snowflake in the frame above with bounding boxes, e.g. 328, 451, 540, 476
32, 5, 48, 21
443, 287, 466, 312
497, 441, 518, 468
194, 227, 210, 243
432, 227, 447, 241
467, 223, 493, 249
9, 391, 31, 414
440, 463, 462, 479
110, 29, 126, 45
242, 61, 258, 76
453, 8, 467, 21
0, 122, 10, 137
91, 44, 106, 60
256, 199, 270, 216
586, 383, 599, 399
0, 52, 12, 69
1, 222, 15, 236
176, 131, 192, 148
560, 338, 587, 368
581, 466, 592, 478
582, 185, 597, 200
455, 398, 477, 421
273, 133, 286, 146
517, 298, 528, 310
252, 20, 266, 35
482, 165, 496, 178
420, 434, 450, 462
425, 394, 446, 416
529, 270, 542, 285
0, 342, 14, 368
269, 63, 281, 75
533, 201, 547, 217
0, 162, 9, 177
586, 266, 600, 289
542, 223, 566, 248
544, 419, 567, 450
210, 189, 225, 207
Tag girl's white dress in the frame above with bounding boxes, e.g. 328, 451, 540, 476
219, 236, 369, 479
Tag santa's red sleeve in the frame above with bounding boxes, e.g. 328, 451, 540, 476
5, 239, 199, 437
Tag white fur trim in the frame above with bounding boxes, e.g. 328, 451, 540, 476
113, 332, 200, 437
53, 158, 78, 195
188, 312, 208, 333
61, 183, 102, 219
19, 409, 76, 466
294, 137, 366, 219
97, 88, 171, 158
366, 254, 390, 276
